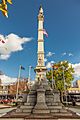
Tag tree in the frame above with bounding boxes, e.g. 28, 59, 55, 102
8, 79, 29, 95
46, 61, 74, 101
0, 0, 12, 17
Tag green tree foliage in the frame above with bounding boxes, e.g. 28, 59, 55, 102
46, 61, 74, 92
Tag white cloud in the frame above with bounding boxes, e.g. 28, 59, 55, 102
44, 58, 47, 62
46, 62, 52, 68
68, 53, 73, 56
46, 52, 55, 57
62, 52, 67, 56
46, 61, 55, 68
51, 61, 55, 64
0, 55, 10, 60
62, 52, 73, 57
72, 63, 80, 79
0, 74, 17, 85
0, 33, 32, 60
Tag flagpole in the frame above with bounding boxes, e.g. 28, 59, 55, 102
51, 62, 55, 89
62, 66, 67, 106
28, 66, 31, 83
52, 66, 54, 89
16, 65, 21, 101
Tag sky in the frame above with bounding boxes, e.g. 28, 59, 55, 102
0, 0, 80, 84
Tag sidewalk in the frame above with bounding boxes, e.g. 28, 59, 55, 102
0, 104, 12, 109
0, 104, 16, 117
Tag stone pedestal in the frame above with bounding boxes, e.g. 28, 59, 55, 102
53, 89, 60, 103
33, 86, 50, 113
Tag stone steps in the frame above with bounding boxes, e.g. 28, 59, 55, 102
33, 109, 50, 114
51, 113, 73, 116
25, 113, 53, 119
51, 109, 68, 113
20, 105, 34, 109
22, 109, 32, 113
48, 105, 62, 109
25, 117, 54, 119
24, 102, 35, 106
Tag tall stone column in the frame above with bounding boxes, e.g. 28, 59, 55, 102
35, 6, 47, 81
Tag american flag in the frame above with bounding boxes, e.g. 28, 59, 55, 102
0, 38, 5, 43
20, 65, 25, 70
43, 29, 48, 37
29, 66, 34, 69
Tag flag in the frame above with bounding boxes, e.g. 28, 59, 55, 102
0, 39, 5, 43
2, 40, 5, 43
0, 3, 8, 18
20, 65, 25, 70
29, 66, 34, 69
2, 0, 12, 4
0, 1, 8, 18
43, 29, 48, 37
6, 0, 12, 4
0, 4, 7, 12
2, 4, 8, 17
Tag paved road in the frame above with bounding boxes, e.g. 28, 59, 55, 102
0, 105, 16, 117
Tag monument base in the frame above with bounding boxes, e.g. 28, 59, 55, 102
1, 80, 80, 120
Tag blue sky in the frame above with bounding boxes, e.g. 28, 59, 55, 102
0, 0, 80, 82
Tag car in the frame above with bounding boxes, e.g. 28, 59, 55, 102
0, 99, 12, 104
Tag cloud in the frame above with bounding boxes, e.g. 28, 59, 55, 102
0, 33, 32, 60
46, 52, 55, 57
61, 52, 73, 57
44, 58, 47, 62
46, 61, 55, 68
62, 52, 67, 56
72, 63, 80, 79
0, 55, 10, 60
0, 74, 17, 85
51, 61, 55, 64
68, 53, 73, 56
46, 62, 52, 68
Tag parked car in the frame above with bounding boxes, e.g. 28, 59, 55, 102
0, 98, 14, 104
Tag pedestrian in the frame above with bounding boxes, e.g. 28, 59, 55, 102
72, 98, 76, 106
